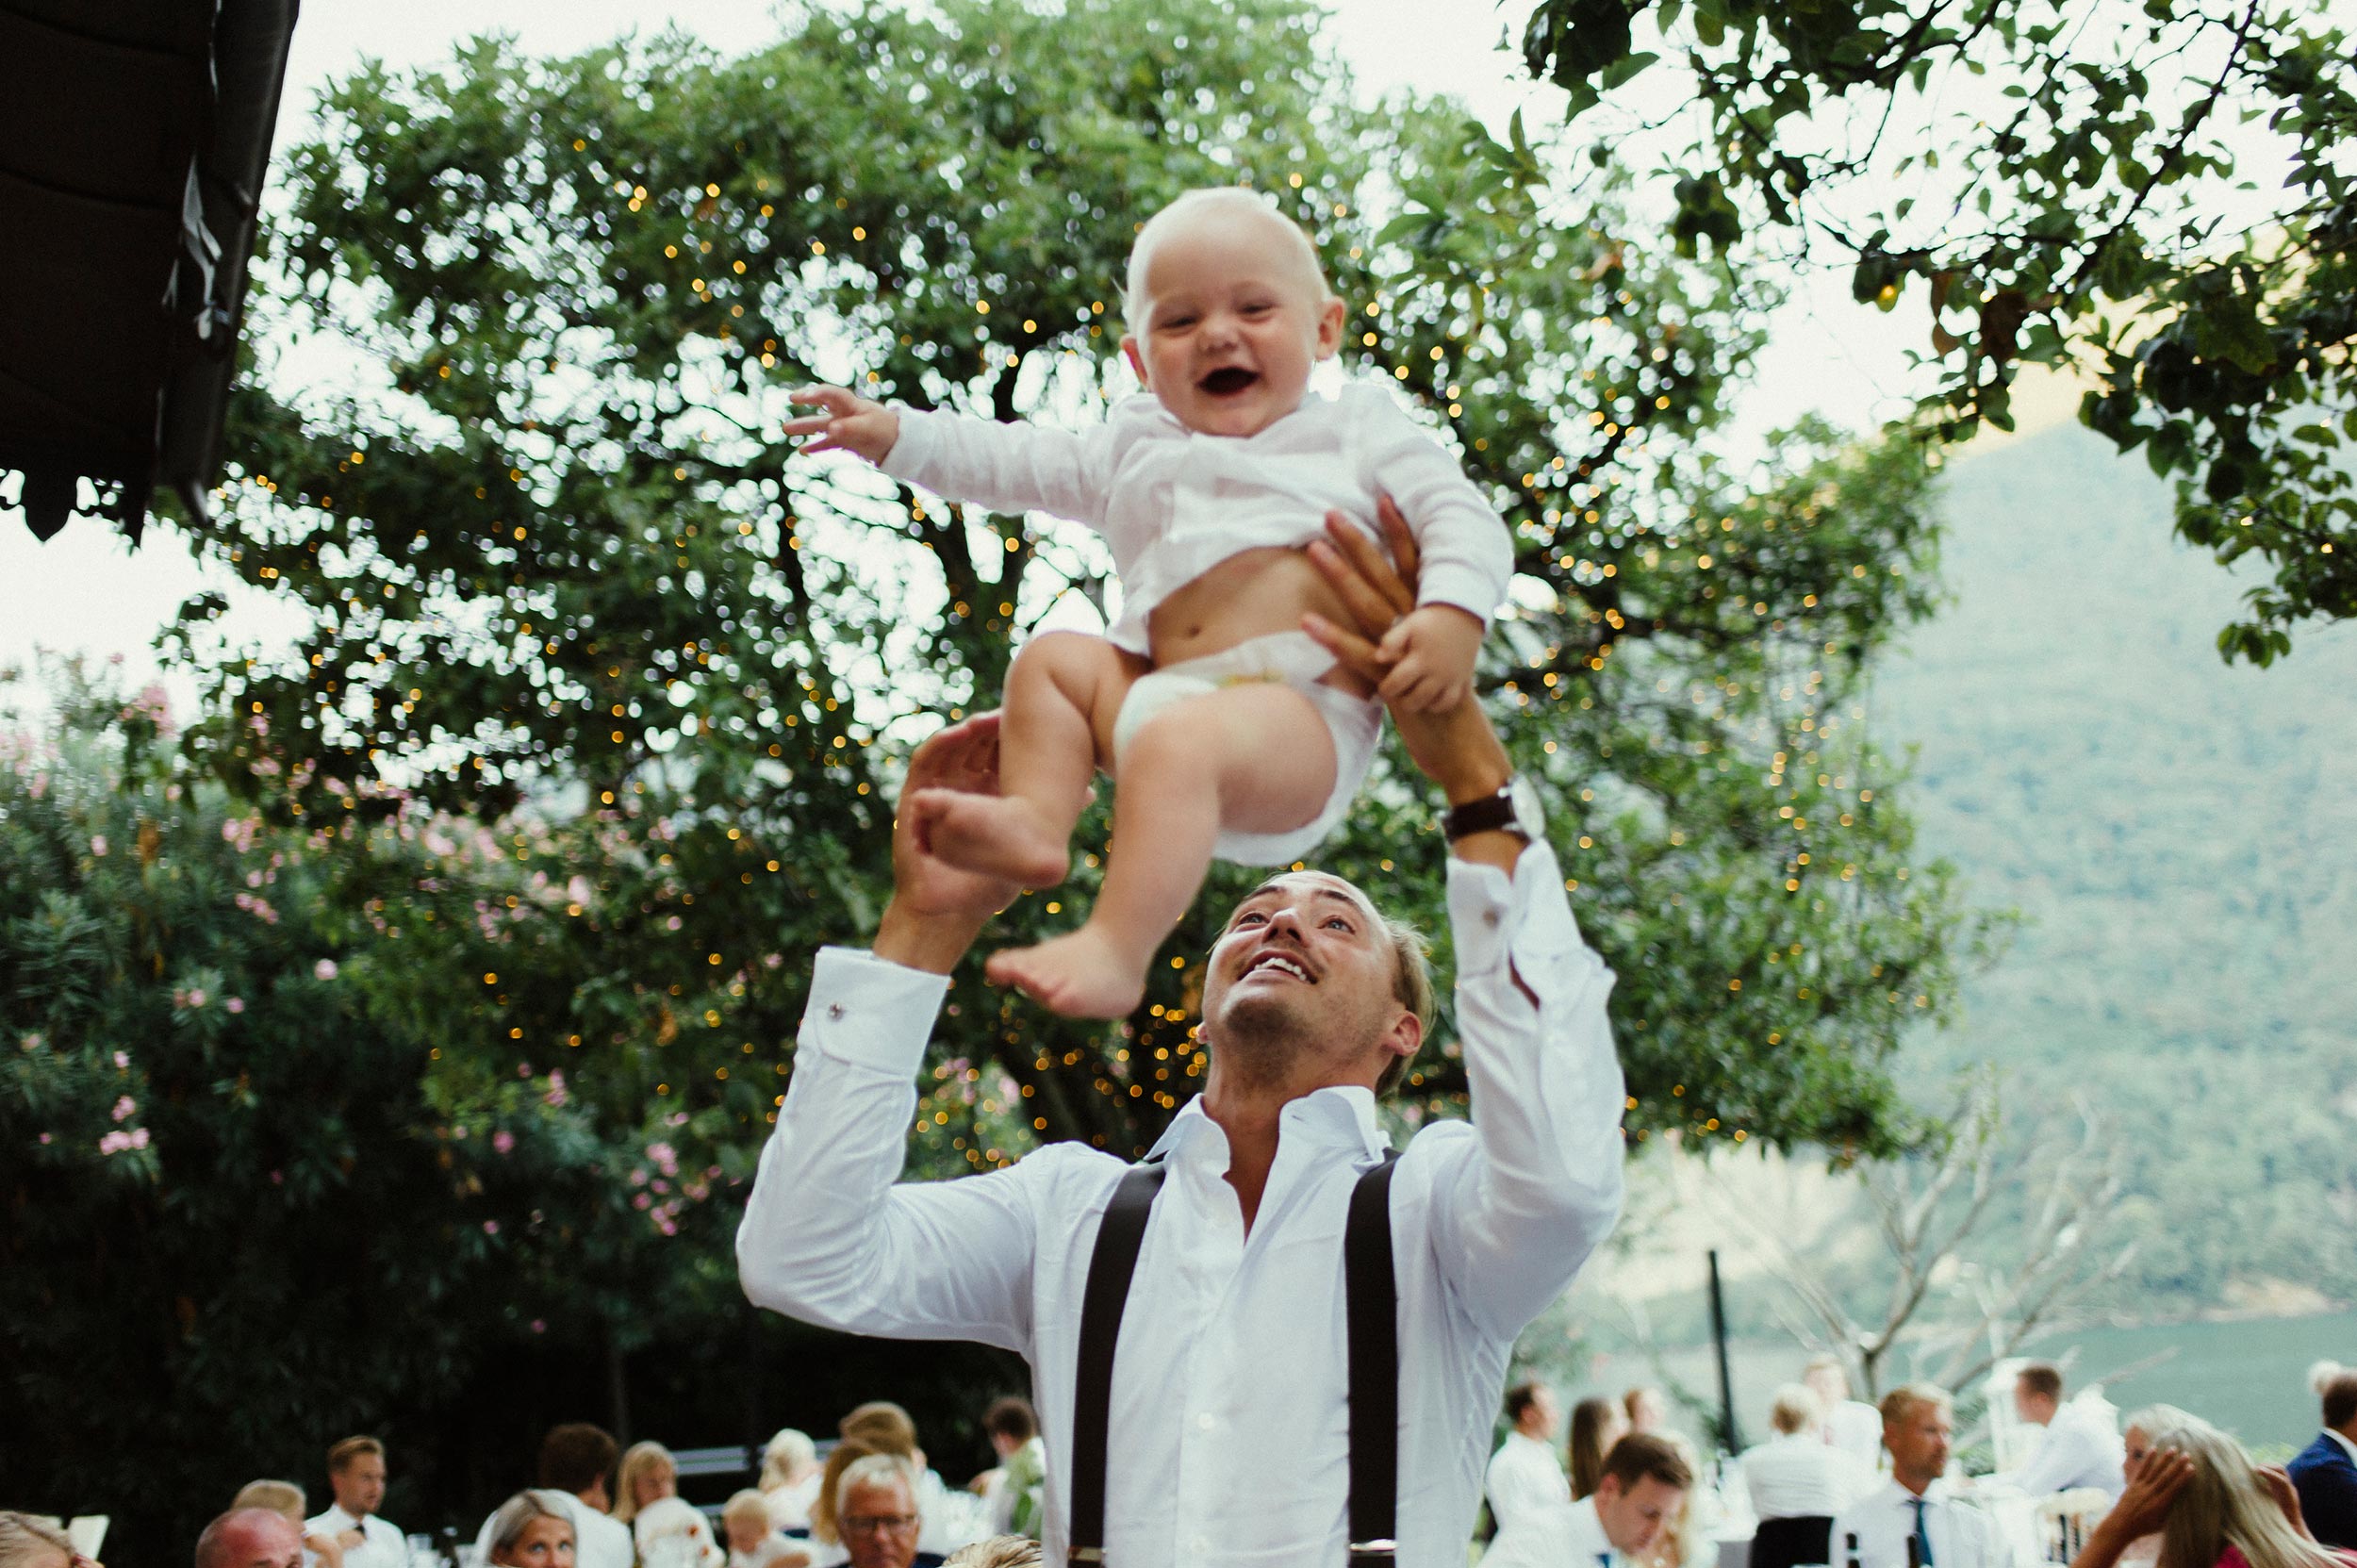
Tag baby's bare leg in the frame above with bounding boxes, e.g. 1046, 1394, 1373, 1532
908, 631, 1139, 889
984, 683, 1339, 1018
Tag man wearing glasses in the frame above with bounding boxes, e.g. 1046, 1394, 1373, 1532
832, 1456, 938, 1568
739, 507, 1628, 1566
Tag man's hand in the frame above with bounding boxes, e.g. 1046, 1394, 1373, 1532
875, 714, 1020, 973
785, 385, 900, 464
1301, 495, 1512, 809
1377, 602, 1483, 713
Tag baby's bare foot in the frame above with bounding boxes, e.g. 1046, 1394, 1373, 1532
985, 927, 1150, 1018
906, 788, 1069, 889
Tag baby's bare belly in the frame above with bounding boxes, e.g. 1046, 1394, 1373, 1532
1144, 546, 1376, 698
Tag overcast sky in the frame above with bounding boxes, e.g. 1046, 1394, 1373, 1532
2, 0, 1937, 701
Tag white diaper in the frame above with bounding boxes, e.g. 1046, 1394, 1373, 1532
1110, 631, 1383, 867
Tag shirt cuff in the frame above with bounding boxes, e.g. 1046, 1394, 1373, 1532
1445, 839, 1593, 1010
800, 945, 949, 1075
1415, 562, 1503, 628
877, 406, 940, 485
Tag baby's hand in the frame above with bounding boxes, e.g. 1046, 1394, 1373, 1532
784, 385, 900, 464
1376, 603, 1484, 713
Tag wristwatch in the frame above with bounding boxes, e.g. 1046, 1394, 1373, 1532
1442, 774, 1545, 843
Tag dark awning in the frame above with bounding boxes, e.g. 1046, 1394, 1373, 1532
0, 0, 299, 545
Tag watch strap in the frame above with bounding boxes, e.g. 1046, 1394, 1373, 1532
1442, 786, 1521, 841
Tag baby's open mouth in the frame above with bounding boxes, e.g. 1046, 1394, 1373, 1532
1198, 366, 1259, 395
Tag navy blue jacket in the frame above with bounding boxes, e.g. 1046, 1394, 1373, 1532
2288, 1431, 2357, 1550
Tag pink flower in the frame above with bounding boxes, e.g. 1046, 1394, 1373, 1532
129, 1127, 149, 1148
186, 988, 207, 1008
543, 1070, 568, 1108
112, 1050, 128, 1068
91, 834, 108, 855
483, 1219, 501, 1235
112, 1097, 136, 1122
225, 997, 245, 1015
314, 958, 338, 981
531, 1319, 548, 1334
492, 1131, 516, 1154
633, 1192, 652, 1210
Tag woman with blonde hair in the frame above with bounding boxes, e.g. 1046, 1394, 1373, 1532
615, 1443, 680, 1527
485, 1493, 578, 1568
760, 1430, 823, 1531
2071, 1414, 2354, 1568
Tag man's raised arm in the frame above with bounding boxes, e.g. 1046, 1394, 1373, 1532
734, 717, 1040, 1347
1308, 502, 1628, 1336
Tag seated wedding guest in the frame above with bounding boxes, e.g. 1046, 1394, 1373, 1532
940, 1542, 1039, 1568
762, 1431, 824, 1533
631, 1499, 721, 1568
972, 1399, 1044, 1539
1745, 1384, 1865, 1520
827, 1456, 945, 1568
2003, 1362, 2128, 1500
2115, 1407, 2201, 1568
1807, 1355, 1889, 1471
1490, 1380, 1573, 1532
470, 1427, 632, 1568
615, 1443, 679, 1527
306, 1439, 403, 1568
834, 1404, 979, 1557
2289, 1368, 2357, 1549
484, 1494, 575, 1568
1485, 1432, 1696, 1568
196, 1509, 304, 1568
1649, 1432, 1721, 1568
229, 1481, 342, 1568
2065, 1415, 2355, 1568
721, 1492, 810, 1568
1574, 1395, 1635, 1501
0, 1514, 81, 1568
1629, 1386, 1673, 1436
1829, 1385, 2000, 1568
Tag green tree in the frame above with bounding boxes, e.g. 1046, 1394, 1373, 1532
178, 0, 1993, 1196
1518, 0, 2356, 663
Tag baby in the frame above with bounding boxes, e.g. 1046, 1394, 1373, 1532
787, 188, 1512, 1015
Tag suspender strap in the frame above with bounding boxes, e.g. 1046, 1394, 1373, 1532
1066, 1159, 1167, 1567
1065, 1148, 1402, 1568
1344, 1149, 1403, 1566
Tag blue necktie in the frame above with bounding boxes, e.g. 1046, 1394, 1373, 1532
1598, 1554, 1612, 1568
1910, 1497, 1937, 1568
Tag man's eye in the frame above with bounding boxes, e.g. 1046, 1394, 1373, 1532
1325, 916, 1352, 931
1235, 911, 1267, 926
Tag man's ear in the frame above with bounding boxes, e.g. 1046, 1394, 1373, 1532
1315, 296, 1346, 361
1378, 1002, 1421, 1070
1121, 336, 1148, 388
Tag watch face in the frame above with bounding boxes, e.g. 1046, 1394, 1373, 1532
1508, 775, 1545, 838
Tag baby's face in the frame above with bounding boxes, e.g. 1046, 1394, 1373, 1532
723, 1519, 766, 1555
1122, 210, 1344, 438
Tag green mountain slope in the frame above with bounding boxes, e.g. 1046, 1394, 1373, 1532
1876, 422, 2357, 1313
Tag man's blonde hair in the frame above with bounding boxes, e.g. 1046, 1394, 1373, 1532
1123, 187, 1332, 334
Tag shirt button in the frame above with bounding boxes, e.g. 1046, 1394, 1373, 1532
826, 1002, 845, 1020
1484, 910, 1501, 927
1195, 1413, 1216, 1432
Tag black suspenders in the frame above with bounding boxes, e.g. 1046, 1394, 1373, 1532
1063, 1148, 1403, 1568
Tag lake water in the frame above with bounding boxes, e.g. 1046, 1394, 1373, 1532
1586, 1308, 2354, 1459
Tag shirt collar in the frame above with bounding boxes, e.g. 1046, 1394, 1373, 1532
1146, 1085, 1391, 1165
2326, 1428, 2357, 1464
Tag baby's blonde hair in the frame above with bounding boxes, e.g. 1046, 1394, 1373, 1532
720, 1491, 772, 1530
1123, 188, 1332, 333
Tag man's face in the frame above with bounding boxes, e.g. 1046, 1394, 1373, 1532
1593, 1475, 1687, 1557
1804, 1364, 1847, 1407
1529, 1389, 1562, 1439
837, 1479, 920, 1568
1199, 873, 1411, 1089
2014, 1379, 2057, 1426
331, 1454, 387, 1517
1885, 1399, 1953, 1488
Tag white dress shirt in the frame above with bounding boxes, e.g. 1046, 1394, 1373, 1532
1488, 1429, 1574, 1532
737, 842, 1625, 1568
2006, 1404, 2126, 1499
305, 1508, 404, 1568
471, 1494, 632, 1568
1745, 1432, 1871, 1519
1824, 1401, 1886, 1469
1828, 1481, 1997, 1568
879, 385, 1514, 656
1483, 1494, 1618, 1568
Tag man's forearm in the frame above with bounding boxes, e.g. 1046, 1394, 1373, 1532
874, 897, 988, 975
